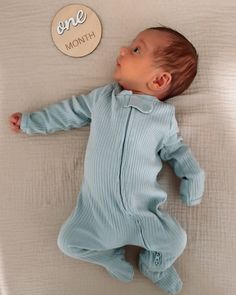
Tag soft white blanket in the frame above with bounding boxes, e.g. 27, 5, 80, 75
0, 1, 235, 294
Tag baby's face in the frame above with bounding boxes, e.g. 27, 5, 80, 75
113, 29, 170, 94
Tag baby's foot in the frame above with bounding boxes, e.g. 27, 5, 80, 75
106, 260, 134, 282
105, 248, 134, 282
139, 262, 182, 294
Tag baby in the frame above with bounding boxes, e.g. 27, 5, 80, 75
9, 26, 205, 294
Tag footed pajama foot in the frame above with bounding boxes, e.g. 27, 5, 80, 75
105, 248, 134, 282
139, 262, 183, 294
106, 260, 134, 282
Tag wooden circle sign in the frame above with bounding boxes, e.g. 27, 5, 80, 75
51, 4, 102, 57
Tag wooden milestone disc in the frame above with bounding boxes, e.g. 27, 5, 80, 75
51, 4, 102, 57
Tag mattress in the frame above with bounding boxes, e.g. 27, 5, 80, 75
0, 0, 236, 294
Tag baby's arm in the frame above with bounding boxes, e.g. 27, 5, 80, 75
9, 87, 102, 135
158, 108, 205, 206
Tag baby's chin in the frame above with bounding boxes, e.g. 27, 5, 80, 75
114, 80, 128, 90
112, 72, 134, 90
112, 69, 120, 81
112, 75, 124, 88
112, 77, 128, 89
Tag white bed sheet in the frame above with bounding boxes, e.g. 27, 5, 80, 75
0, 1, 236, 294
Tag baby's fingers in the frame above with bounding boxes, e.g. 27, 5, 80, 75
9, 113, 21, 125
9, 123, 21, 133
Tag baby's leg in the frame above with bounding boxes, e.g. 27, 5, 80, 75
138, 210, 187, 294
57, 228, 134, 282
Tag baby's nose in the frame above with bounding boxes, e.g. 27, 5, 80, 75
119, 46, 129, 56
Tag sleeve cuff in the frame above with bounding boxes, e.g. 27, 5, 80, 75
182, 197, 202, 206
20, 113, 29, 133
180, 170, 205, 205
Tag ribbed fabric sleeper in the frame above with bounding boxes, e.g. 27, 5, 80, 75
20, 82, 205, 294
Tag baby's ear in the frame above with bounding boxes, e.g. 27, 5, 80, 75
152, 72, 172, 90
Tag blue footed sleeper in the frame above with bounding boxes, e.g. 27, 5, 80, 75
20, 82, 205, 294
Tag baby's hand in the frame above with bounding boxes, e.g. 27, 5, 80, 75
9, 112, 22, 133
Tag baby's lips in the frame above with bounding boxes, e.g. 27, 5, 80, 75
116, 58, 121, 66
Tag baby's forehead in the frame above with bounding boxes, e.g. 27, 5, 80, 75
134, 30, 171, 50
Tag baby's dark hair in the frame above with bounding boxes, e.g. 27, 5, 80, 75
147, 26, 198, 100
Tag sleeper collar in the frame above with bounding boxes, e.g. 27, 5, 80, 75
113, 82, 159, 114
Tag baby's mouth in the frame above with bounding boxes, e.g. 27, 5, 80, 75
116, 58, 121, 67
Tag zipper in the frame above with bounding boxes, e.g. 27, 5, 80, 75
119, 108, 132, 213
136, 219, 149, 249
